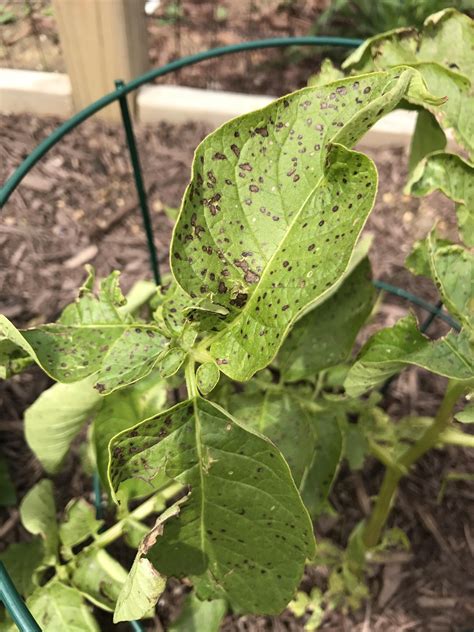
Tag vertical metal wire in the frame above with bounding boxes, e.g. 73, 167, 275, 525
420, 299, 443, 333
0, 562, 41, 632
114, 79, 161, 286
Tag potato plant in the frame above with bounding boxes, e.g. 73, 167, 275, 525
0, 10, 473, 630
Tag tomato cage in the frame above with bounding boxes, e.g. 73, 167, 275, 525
0, 36, 460, 632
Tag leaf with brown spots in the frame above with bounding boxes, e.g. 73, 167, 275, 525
93, 372, 168, 491
171, 67, 442, 381
343, 10, 474, 157
405, 229, 474, 330
113, 503, 182, 623
277, 258, 376, 382
345, 315, 474, 397
406, 152, 474, 247
109, 397, 315, 614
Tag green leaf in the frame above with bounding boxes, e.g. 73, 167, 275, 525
24, 376, 102, 474
0, 456, 16, 506
109, 398, 315, 614
0, 314, 160, 386
344, 9, 474, 82
113, 503, 180, 623
0, 334, 33, 379
169, 593, 227, 632
224, 388, 315, 485
58, 267, 125, 326
345, 314, 474, 396
19, 480, 58, 565
288, 588, 324, 631
299, 409, 344, 518
123, 518, 149, 548
455, 402, 474, 423
406, 152, 474, 247
405, 232, 451, 278
343, 423, 369, 470
15, 581, 99, 632
424, 239, 473, 330
278, 258, 376, 382
156, 346, 187, 379
420, 9, 474, 81
59, 498, 103, 553
307, 58, 344, 87
93, 371, 168, 491
118, 280, 157, 315
21, 275, 162, 473
343, 11, 474, 156
0, 312, 168, 393
0, 540, 44, 597
408, 110, 446, 175
114, 558, 165, 622
196, 361, 220, 395
93, 325, 169, 395
407, 230, 473, 329
71, 549, 128, 612
171, 68, 441, 381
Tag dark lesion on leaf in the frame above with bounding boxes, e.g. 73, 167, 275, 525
234, 258, 260, 285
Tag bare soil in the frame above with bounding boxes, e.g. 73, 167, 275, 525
1, 112, 473, 631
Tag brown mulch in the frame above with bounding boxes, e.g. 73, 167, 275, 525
1, 112, 473, 632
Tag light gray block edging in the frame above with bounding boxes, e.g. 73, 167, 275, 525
0, 69, 73, 117
1, 68, 423, 148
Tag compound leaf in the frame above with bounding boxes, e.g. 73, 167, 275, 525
21, 277, 163, 474
93, 326, 169, 395
171, 68, 442, 381
109, 398, 315, 614
277, 257, 376, 382
345, 314, 474, 396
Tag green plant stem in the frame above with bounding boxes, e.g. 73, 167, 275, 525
363, 380, 466, 549
94, 483, 181, 549
185, 360, 198, 398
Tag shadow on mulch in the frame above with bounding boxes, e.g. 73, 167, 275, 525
1, 112, 473, 631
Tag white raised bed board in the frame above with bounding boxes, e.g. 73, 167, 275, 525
0, 69, 72, 117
